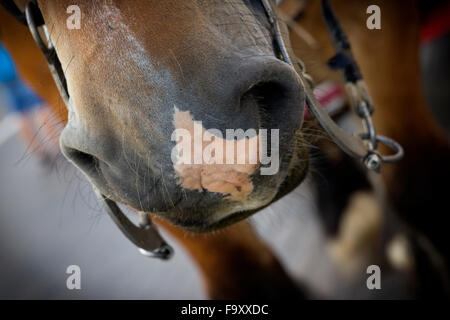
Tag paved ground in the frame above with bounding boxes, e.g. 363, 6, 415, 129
0, 104, 340, 299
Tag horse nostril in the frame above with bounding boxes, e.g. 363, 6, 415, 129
61, 145, 98, 175
233, 58, 305, 132
243, 81, 286, 114
241, 81, 299, 129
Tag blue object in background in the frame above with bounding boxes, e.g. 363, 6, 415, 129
0, 42, 43, 114
0, 43, 17, 83
2, 78, 44, 114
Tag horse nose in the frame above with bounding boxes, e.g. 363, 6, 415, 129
58, 57, 306, 215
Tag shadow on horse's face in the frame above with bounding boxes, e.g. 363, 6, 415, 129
42, 0, 308, 231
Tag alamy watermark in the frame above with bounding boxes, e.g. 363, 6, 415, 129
366, 265, 381, 290
171, 125, 280, 176
64, 5, 380, 31
366, 5, 381, 30
66, 5, 81, 30
66, 265, 81, 290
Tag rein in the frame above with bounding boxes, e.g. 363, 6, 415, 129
1, 0, 403, 260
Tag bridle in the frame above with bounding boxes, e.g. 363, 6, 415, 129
261, 0, 403, 169
1, 0, 403, 260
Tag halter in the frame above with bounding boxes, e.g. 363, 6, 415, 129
1, 0, 403, 260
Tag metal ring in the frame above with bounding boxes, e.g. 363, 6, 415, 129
360, 134, 404, 163
359, 101, 377, 149
376, 135, 404, 163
